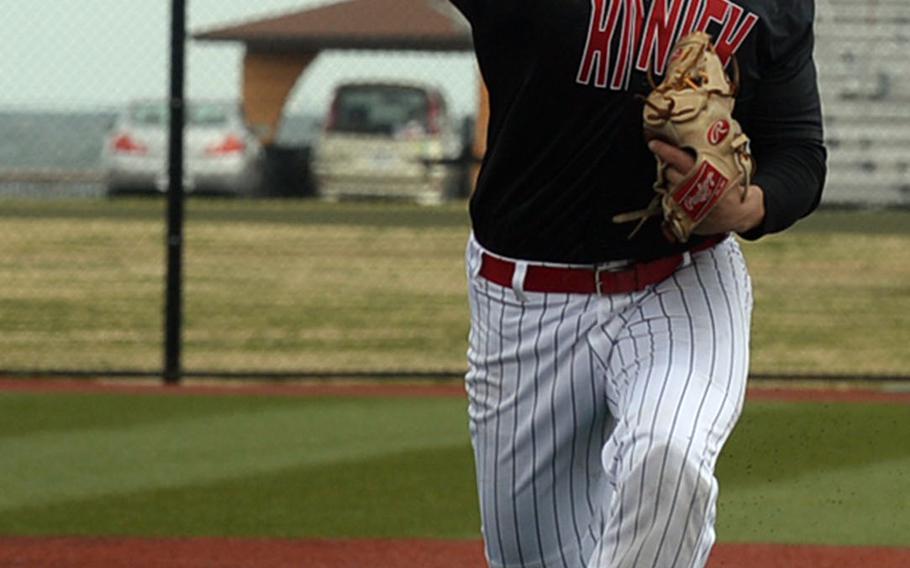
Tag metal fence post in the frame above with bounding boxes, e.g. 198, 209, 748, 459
164, 0, 187, 385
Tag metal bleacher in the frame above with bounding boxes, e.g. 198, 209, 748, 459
815, 0, 910, 206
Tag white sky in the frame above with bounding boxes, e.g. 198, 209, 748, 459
0, 0, 479, 116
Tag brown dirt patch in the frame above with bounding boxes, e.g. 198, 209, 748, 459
1, 538, 908, 568
0, 537, 482, 568
709, 542, 910, 568
744, 386, 910, 404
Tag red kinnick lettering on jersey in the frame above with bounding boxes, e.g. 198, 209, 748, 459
577, 0, 759, 89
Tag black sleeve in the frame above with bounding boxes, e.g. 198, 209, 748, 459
448, 0, 480, 22
740, 2, 827, 240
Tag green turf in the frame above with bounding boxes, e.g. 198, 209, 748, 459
786, 208, 910, 236
1, 444, 479, 538
1, 199, 909, 376
717, 402, 910, 545
0, 199, 904, 235
0, 392, 908, 546
0, 393, 310, 439
0, 394, 470, 518
0, 197, 470, 228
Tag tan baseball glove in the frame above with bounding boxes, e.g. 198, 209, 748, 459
614, 31, 755, 243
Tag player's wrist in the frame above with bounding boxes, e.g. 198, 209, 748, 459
734, 185, 766, 234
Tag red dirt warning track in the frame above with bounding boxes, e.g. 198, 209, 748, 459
1, 538, 909, 568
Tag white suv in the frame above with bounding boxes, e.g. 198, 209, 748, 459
311, 82, 462, 205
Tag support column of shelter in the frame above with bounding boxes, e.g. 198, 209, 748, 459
242, 50, 318, 145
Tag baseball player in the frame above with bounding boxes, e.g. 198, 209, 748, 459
449, 1, 826, 567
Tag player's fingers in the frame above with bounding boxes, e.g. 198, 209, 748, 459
665, 166, 686, 186
648, 139, 695, 173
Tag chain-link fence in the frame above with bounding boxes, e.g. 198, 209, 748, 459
1, 1, 908, 381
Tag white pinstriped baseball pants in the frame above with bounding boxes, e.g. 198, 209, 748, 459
465, 234, 752, 568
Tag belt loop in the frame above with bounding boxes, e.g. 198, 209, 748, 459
511, 261, 529, 302
468, 235, 483, 278
470, 249, 483, 279
681, 251, 693, 268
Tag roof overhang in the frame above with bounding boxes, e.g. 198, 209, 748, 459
193, 0, 473, 52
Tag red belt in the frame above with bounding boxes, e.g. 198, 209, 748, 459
478, 236, 725, 295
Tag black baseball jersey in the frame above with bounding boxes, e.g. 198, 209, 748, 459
450, 0, 827, 263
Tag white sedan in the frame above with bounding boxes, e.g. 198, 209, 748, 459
102, 100, 264, 197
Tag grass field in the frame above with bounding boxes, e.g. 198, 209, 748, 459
0, 389, 908, 548
0, 198, 908, 376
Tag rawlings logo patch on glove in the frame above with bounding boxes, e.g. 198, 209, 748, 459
614, 31, 756, 243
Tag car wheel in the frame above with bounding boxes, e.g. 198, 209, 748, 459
105, 184, 129, 198
416, 191, 444, 206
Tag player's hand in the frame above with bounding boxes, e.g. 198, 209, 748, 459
648, 139, 765, 235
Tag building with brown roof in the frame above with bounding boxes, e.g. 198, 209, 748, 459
194, 0, 480, 148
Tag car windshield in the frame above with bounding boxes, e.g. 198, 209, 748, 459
128, 103, 233, 127
330, 86, 430, 135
